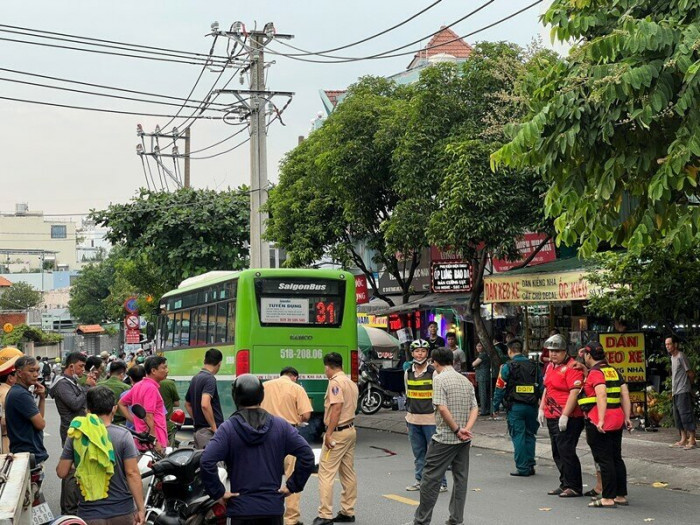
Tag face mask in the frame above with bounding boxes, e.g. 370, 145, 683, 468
413, 357, 427, 365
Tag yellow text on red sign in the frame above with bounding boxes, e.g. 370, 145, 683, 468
483, 271, 598, 303
598, 332, 646, 383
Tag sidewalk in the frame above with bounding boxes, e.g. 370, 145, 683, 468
356, 409, 700, 495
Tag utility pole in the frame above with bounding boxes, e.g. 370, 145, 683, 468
184, 128, 191, 188
213, 22, 294, 268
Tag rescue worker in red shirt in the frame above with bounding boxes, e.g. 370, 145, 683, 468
537, 334, 585, 497
579, 342, 633, 508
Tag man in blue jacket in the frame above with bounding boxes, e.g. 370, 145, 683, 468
201, 374, 315, 525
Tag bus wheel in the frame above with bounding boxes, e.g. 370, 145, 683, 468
360, 390, 383, 415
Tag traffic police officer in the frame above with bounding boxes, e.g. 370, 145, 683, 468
313, 353, 358, 525
493, 338, 542, 476
261, 367, 313, 525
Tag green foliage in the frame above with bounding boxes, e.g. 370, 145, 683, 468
0, 281, 42, 310
90, 187, 250, 289
492, 0, 700, 256
1, 323, 63, 348
586, 243, 700, 333
69, 254, 117, 324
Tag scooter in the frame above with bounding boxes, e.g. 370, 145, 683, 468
357, 361, 403, 415
129, 405, 227, 525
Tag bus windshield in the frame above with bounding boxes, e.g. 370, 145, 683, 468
254, 277, 345, 327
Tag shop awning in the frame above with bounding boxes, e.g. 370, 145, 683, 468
371, 292, 472, 316
483, 257, 599, 304
76, 324, 105, 335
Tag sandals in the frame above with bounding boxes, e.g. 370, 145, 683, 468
589, 499, 617, 508
547, 488, 564, 496
584, 489, 600, 497
559, 488, 582, 498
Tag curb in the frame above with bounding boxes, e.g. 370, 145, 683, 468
356, 418, 700, 496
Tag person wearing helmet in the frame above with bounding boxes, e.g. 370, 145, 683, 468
538, 333, 585, 497
200, 374, 315, 525
404, 340, 447, 493
0, 352, 21, 453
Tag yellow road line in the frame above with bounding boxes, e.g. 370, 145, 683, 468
383, 494, 419, 506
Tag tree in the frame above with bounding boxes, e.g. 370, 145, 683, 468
492, 1, 700, 257
68, 254, 117, 324
266, 76, 428, 305
428, 42, 554, 354
586, 244, 700, 334
0, 281, 42, 310
90, 187, 250, 289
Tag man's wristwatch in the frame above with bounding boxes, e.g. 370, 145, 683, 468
453, 427, 461, 435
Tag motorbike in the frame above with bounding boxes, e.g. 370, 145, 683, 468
23, 455, 86, 525
357, 361, 403, 415
128, 405, 227, 525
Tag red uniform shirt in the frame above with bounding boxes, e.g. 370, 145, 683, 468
582, 368, 625, 431
543, 357, 584, 419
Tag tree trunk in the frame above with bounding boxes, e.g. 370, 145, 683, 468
469, 250, 500, 364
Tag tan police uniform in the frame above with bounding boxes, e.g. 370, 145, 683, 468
0, 355, 19, 454
261, 375, 313, 525
317, 370, 359, 520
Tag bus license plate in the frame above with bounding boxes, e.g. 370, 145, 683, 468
32, 503, 54, 525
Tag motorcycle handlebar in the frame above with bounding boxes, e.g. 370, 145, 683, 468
141, 469, 154, 479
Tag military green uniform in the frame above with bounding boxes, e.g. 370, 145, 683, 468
493, 354, 542, 475
97, 376, 131, 425
159, 379, 180, 446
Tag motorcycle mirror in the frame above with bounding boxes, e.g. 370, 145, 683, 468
132, 404, 147, 419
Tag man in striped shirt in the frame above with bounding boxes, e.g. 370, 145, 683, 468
414, 347, 478, 525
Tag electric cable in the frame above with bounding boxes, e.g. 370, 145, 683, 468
276, 0, 445, 57
0, 36, 223, 66
265, 0, 542, 64
0, 26, 231, 65
0, 76, 229, 111
186, 124, 250, 155
265, 0, 496, 63
0, 23, 232, 61
0, 95, 224, 118
187, 137, 250, 160
0, 67, 230, 107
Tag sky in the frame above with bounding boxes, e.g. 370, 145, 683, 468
0, 0, 560, 220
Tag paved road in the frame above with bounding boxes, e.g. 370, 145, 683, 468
40, 400, 697, 524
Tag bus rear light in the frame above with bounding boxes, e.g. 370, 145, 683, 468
350, 350, 358, 383
236, 350, 250, 375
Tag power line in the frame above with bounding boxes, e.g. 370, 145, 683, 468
188, 137, 250, 160
0, 23, 232, 61
266, 0, 496, 63
266, 0, 542, 64
0, 95, 224, 119
0, 35, 223, 66
0, 67, 230, 107
187, 124, 250, 155
0, 76, 229, 111
0, 26, 231, 65
278, 0, 446, 57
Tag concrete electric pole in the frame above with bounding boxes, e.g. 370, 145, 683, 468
213, 22, 294, 268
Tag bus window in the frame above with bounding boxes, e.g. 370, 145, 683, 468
227, 301, 236, 343
197, 306, 208, 346
164, 313, 176, 350
207, 305, 217, 344
181, 310, 191, 346
216, 302, 227, 342
254, 278, 345, 327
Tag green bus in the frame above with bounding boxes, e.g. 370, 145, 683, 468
157, 268, 358, 439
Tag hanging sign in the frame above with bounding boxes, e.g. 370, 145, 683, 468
431, 262, 472, 293
598, 332, 647, 383
484, 271, 600, 303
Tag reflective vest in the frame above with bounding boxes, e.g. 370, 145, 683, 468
405, 365, 435, 415
578, 363, 622, 412
505, 359, 539, 408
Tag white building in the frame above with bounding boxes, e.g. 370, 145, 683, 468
76, 218, 112, 265
0, 203, 78, 271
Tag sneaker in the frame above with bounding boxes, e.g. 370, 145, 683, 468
439, 485, 448, 493
406, 482, 421, 491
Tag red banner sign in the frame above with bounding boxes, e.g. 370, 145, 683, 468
492, 233, 556, 272
355, 275, 369, 304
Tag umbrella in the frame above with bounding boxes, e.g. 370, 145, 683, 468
357, 325, 400, 354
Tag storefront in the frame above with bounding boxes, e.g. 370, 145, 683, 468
483, 258, 600, 354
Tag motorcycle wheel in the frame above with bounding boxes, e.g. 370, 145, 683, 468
360, 390, 383, 415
